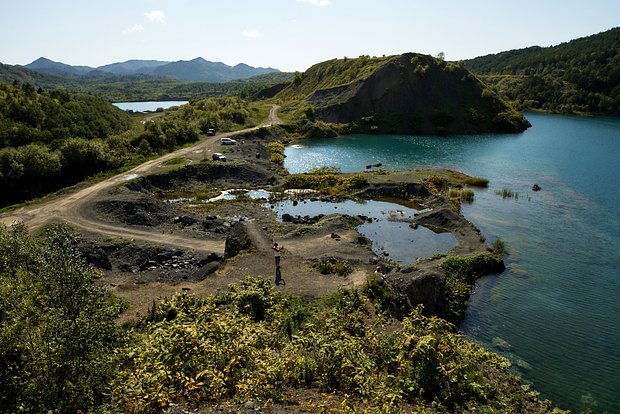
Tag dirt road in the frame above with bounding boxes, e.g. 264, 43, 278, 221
0, 105, 282, 254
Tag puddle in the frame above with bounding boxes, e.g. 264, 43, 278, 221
123, 173, 139, 181
165, 189, 272, 204
269, 198, 456, 263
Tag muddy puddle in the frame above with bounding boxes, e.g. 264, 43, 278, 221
269, 198, 456, 263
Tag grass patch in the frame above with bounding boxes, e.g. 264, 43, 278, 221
460, 189, 475, 203
284, 170, 367, 195
440, 254, 504, 322
492, 239, 506, 255
465, 176, 489, 187
496, 188, 519, 199
161, 157, 186, 166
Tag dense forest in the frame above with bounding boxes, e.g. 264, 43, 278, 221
465, 27, 620, 115
0, 82, 265, 206
0, 224, 567, 414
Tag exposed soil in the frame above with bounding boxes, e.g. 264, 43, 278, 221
1, 106, 497, 322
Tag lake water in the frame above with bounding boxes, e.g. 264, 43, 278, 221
112, 101, 188, 112
285, 113, 620, 414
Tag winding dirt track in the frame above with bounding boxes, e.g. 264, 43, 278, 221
1, 105, 282, 254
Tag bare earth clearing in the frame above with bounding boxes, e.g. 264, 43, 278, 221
1, 105, 492, 321
0, 106, 385, 320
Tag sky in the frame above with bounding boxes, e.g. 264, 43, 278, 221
1, 0, 619, 72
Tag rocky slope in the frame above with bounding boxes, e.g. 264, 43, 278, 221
280, 53, 530, 134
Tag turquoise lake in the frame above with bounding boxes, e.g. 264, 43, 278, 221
285, 113, 620, 414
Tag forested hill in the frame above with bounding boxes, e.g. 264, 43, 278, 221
0, 82, 132, 204
278, 53, 530, 134
464, 27, 620, 115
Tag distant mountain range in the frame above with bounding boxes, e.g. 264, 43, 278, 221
22, 57, 280, 83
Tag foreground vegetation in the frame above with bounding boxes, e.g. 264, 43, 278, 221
0, 224, 567, 414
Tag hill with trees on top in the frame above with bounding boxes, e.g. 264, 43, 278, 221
277, 53, 530, 135
464, 27, 620, 115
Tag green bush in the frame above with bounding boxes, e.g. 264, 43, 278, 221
108, 277, 562, 413
309, 258, 353, 277
461, 189, 475, 202
268, 141, 286, 165
425, 175, 448, 193
440, 254, 503, 322
0, 223, 126, 413
464, 176, 489, 187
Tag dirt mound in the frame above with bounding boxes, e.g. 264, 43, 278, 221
355, 182, 431, 200
85, 237, 223, 283
412, 207, 469, 232
95, 192, 177, 227
127, 160, 277, 192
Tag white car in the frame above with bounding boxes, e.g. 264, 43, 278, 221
220, 137, 236, 145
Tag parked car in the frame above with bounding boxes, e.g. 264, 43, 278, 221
206, 128, 216, 136
212, 153, 227, 161
220, 137, 236, 145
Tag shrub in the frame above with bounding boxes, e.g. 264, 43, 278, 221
440, 254, 503, 322
464, 176, 489, 187
0, 224, 126, 413
109, 276, 563, 413
461, 189, 475, 202
309, 258, 353, 277
425, 175, 448, 193
492, 239, 505, 256
268, 141, 286, 165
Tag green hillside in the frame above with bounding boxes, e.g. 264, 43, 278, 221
278, 54, 529, 135
277, 55, 393, 101
465, 27, 620, 114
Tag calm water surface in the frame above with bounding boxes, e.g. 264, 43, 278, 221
269, 198, 456, 262
112, 100, 188, 112
285, 113, 620, 413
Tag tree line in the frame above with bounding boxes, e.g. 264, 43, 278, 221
465, 27, 620, 115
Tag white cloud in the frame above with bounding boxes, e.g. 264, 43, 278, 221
242, 29, 262, 39
145, 10, 166, 24
122, 24, 145, 35
297, 0, 330, 6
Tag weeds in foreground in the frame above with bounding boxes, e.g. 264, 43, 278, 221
108, 277, 563, 414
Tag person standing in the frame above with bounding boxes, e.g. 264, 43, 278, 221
272, 242, 283, 267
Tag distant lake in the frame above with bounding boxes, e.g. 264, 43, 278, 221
112, 101, 188, 112
284, 113, 620, 414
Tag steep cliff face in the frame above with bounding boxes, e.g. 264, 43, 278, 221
283, 53, 530, 134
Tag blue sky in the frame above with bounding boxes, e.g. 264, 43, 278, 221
1, 0, 618, 72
